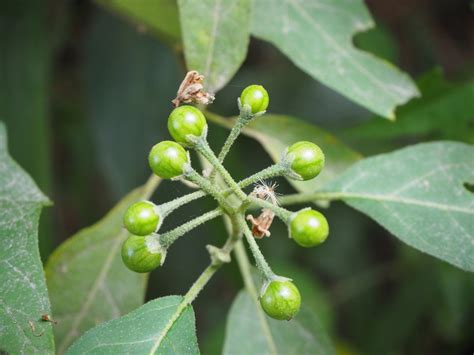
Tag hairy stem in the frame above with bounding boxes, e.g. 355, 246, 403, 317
247, 196, 292, 221
184, 168, 232, 212
236, 214, 275, 280
160, 208, 222, 248
159, 190, 207, 218
237, 163, 287, 189
194, 138, 248, 201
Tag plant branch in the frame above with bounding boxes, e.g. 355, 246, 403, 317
159, 208, 223, 248
237, 163, 287, 189
183, 168, 232, 212
159, 190, 207, 218
247, 196, 292, 221
236, 214, 276, 281
193, 138, 248, 201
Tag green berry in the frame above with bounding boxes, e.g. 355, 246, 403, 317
123, 201, 161, 236
289, 209, 329, 247
121, 235, 164, 273
149, 141, 189, 179
240, 85, 269, 114
260, 280, 301, 320
286, 141, 324, 180
168, 105, 207, 145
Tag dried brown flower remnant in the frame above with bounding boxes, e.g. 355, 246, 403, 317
246, 181, 279, 238
172, 70, 215, 107
247, 209, 275, 238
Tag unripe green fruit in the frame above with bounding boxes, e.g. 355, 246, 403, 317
240, 85, 269, 114
289, 209, 329, 247
286, 141, 324, 180
123, 201, 161, 236
260, 280, 301, 320
121, 235, 164, 273
168, 105, 207, 145
149, 141, 189, 179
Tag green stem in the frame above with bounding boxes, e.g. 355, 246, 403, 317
237, 163, 287, 189
149, 219, 242, 353
194, 138, 247, 201
247, 196, 292, 222
160, 208, 222, 248
236, 214, 275, 280
183, 168, 232, 211
278, 191, 343, 206
159, 190, 207, 218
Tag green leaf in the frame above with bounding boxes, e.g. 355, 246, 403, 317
347, 69, 474, 144
45, 178, 160, 353
178, 0, 251, 93
66, 296, 199, 354
223, 290, 335, 355
95, 0, 181, 42
243, 114, 361, 192
323, 142, 474, 271
0, 122, 54, 354
251, 0, 419, 119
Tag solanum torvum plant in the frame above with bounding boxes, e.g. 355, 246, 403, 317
121, 81, 329, 321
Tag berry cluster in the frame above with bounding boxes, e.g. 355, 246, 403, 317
122, 85, 328, 321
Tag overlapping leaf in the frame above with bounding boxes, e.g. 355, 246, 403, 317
243, 114, 361, 191
66, 296, 199, 354
251, 0, 419, 119
0, 123, 54, 354
178, 0, 251, 93
95, 0, 181, 42
323, 142, 474, 271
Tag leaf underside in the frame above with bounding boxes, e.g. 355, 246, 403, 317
324, 141, 474, 271
178, 0, 251, 93
251, 0, 419, 118
0, 122, 54, 354
66, 296, 199, 355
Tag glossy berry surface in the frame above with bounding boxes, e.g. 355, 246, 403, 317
149, 141, 189, 179
260, 280, 301, 320
121, 235, 163, 273
240, 85, 269, 114
286, 141, 324, 180
168, 105, 207, 145
290, 209, 329, 247
123, 201, 160, 236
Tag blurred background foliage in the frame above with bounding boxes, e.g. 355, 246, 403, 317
1, 0, 473, 354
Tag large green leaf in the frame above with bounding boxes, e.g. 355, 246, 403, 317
96, 0, 181, 42
243, 114, 361, 192
0, 123, 54, 354
45, 179, 160, 353
66, 296, 199, 354
251, 0, 419, 119
347, 69, 474, 144
178, 0, 251, 93
322, 142, 474, 271
223, 290, 335, 355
